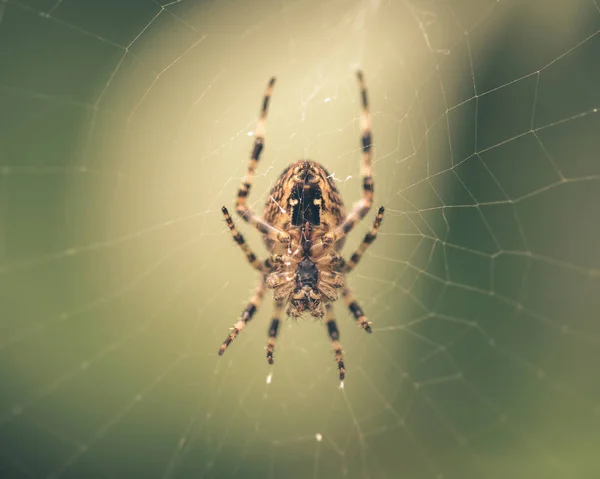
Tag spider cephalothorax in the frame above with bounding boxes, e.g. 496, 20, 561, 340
218, 72, 384, 380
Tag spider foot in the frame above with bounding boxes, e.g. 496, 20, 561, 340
359, 319, 373, 334
218, 331, 236, 356
338, 363, 346, 381
266, 340, 275, 365
332, 339, 345, 380
218, 337, 232, 356
218, 320, 246, 356
266, 321, 279, 365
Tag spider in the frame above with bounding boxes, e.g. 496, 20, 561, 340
218, 71, 384, 380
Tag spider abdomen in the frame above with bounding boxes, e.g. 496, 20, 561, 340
262, 160, 346, 253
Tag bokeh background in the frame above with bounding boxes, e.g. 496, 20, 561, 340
1, 0, 599, 478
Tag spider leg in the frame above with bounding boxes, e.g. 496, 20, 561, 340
222, 206, 284, 272
235, 77, 290, 245
325, 303, 346, 380
222, 206, 264, 271
265, 301, 284, 364
218, 276, 266, 356
338, 206, 384, 274
325, 71, 376, 247
341, 285, 372, 333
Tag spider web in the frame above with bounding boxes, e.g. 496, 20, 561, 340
1, 0, 599, 478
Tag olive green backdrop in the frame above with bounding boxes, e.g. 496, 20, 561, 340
1, 0, 599, 478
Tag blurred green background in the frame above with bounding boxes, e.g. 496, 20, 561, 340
1, 0, 599, 478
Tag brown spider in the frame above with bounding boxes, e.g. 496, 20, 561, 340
218, 72, 384, 380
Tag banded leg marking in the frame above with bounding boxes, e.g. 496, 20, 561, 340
340, 206, 384, 273
235, 77, 289, 244
221, 206, 263, 271
325, 304, 345, 380
266, 302, 284, 364
218, 278, 266, 356
324, 70, 374, 247
342, 286, 372, 333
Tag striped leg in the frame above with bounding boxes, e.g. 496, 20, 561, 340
236, 77, 289, 244
324, 71, 375, 247
266, 302, 284, 364
218, 277, 266, 356
341, 286, 372, 333
338, 206, 385, 274
325, 304, 346, 380
222, 206, 263, 271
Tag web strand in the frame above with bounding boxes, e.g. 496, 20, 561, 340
1, 0, 599, 478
